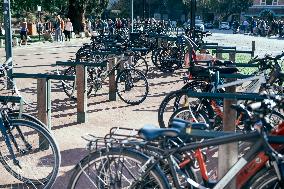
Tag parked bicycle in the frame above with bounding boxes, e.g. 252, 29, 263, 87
0, 58, 61, 188
68, 95, 284, 189
62, 48, 149, 105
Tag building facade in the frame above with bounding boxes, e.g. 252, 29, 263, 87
246, 0, 284, 17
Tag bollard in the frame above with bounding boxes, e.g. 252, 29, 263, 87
252, 41, 255, 57
229, 51, 236, 63
76, 65, 87, 123
37, 78, 51, 149
218, 60, 238, 189
0, 39, 4, 48
109, 57, 117, 101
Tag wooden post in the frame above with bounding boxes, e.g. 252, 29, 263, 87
218, 55, 237, 188
0, 39, 4, 48
216, 47, 223, 60
37, 78, 50, 149
109, 57, 117, 101
229, 51, 236, 63
252, 41, 255, 57
76, 64, 87, 123
157, 38, 162, 48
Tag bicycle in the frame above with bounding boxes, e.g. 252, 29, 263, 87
62, 49, 149, 105
75, 35, 149, 76
0, 58, 61, 188
68, 96, 284, 189
158, 52, 284, 128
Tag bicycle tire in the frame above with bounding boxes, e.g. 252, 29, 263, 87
8, 111, 50, 132
0, 119, 61, 188
68, 147, 170, 189
244, 167, 282, 189
169, 106, 210, 126
62, 66, 93, 100
158, 81, 209, 128
133, 54, 149, 76
158, 47, 183, 73
116, 69, 149, 105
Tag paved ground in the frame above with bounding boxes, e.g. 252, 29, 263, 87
0, 31, 283, 188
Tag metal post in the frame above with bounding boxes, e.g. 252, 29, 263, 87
143, 0, 146, 21
3, 0, 13, 85
109, 58, 117, 101
131, 0, 134, 32
190, 0, 196, 40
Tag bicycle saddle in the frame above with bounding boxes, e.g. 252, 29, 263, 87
130, 48, 149, 52
138, 125, 180, 141
214, 60, 234, 67
170, 118, 209, 131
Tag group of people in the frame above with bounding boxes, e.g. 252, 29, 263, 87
43, 15, 73, 42
19, 15, 74, 45
232, 18, 284, 38
92, 18, 129, 35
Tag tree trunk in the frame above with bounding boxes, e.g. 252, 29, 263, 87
68, 0, 86, 33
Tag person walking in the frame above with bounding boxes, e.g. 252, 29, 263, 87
19, 18, 28, 46
54, 15, 62, 42
64, 18, 73, 41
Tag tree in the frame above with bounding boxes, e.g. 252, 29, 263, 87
196, 0, 253, 20
68, 0, 108, 33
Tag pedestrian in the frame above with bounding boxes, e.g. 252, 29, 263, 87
54, 15, 62, 42
243, 20, 249, 33
107, 19, 114, 35
19, 18, 28, 46
64, 18, 73, 41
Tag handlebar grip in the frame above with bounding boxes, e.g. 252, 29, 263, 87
248, 102, 262, 111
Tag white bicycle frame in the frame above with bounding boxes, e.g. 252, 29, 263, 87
212, 71, 267, 94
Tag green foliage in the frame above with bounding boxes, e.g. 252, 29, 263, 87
197, 0, 253, 20
110, 0, 188, 19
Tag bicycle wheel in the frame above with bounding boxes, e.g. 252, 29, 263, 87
245, 167, 282, 189
116, 69, 149, 105
0, 120, 61, 188
62, 66, 93, 100
158, 81, 210, 128
133, 54, 149, 76
9, 111, 49, 132
68, 147, 170, 189
169, 106, 210, 126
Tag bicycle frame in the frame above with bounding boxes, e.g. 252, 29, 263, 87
132, 131, 284, 189
212, 71, 266, 93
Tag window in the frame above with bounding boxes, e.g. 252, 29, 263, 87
266, 0, 273, 4
260, 0, 266, 5
272, 0, 278, 5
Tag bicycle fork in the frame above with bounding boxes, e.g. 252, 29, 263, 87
0, 116, 21, 168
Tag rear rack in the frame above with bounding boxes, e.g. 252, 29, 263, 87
82, 127, 143, 151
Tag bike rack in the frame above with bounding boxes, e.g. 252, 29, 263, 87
12, 73, 75, 129
56, 60, 108, 124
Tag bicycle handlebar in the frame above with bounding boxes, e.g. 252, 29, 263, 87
248, 52, 284, 64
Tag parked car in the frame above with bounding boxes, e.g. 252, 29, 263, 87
204, 22, 213, 29
219, 22, 230, 30
186, 19, 205, 31
195, 20, 205, 31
